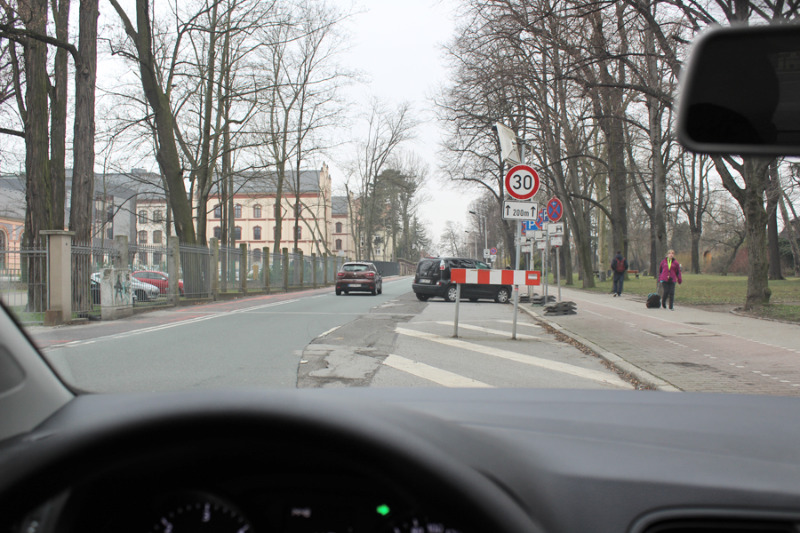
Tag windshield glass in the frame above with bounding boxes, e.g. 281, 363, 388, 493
1, 1, 799, 398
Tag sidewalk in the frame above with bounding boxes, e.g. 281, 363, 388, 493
521, 286, 800, 395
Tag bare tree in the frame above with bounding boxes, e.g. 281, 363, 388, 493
345, 100, 416, 261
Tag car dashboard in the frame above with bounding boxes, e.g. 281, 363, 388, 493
3, 388, 800, 533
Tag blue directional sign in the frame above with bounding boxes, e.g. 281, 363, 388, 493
524, 212, 550, 231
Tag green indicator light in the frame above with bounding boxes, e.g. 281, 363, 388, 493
376, 504, 390, 516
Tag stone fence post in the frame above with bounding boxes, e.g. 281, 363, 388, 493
41, 230, 74, 326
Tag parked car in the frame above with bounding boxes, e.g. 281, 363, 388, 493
90, 272, 161, 303
132, 270, 184, 296
412, 257, 512, 303
335, 261, 382, 295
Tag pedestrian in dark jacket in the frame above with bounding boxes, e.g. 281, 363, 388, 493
610, 251, 628, 297
658, 249, 682, 310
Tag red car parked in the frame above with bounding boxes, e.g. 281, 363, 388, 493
132, 270, 184, 296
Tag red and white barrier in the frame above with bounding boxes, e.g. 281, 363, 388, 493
450, 268, 541, 286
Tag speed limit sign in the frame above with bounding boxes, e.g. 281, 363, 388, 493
504, 165, 540, 200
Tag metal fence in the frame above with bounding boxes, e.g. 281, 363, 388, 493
6, 234, 352, 326
0, 246, 48, 326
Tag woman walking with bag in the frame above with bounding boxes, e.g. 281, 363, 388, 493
658, 250, 682, 310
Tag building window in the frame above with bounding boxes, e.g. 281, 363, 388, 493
253, 205, 262, 218
213, 226, 221, 239
253, 226, 262, 240
335, 222, 343, 233
153, 252, 162, 266
106, 205, 114, 223
234, 226, 242, 240
138, 231, 147, 244
213, 204, 221, 218
138, 210, 147, 224
295, 226, 302, 240
140, 252, 148, 264
253, 249, 262, 263
106, 227, 113, 240
234, 205, 242, 218
153, 230, 162, 244
154, 210, 163, 223
335, 239, 342, 251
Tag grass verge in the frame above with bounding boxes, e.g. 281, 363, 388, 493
558, 273, 800, 323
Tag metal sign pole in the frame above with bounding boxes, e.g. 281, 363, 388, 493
556, 247, 562, 302
453, 283, 461, 338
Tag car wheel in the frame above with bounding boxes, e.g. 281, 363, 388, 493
135, 289, 147, 302
415, 293, 429, 301
495, 287, 511, 303
335, 289, 341, 295
445, 285, 458, 302
371, 287, 377, 295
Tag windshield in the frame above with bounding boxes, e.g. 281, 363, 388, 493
1, 1, 799, 398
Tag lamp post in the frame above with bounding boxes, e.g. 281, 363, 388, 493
469, 210, 487, 260
465, 231, 478, 258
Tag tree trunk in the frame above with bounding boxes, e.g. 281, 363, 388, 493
109, 0, 196, 245
766, 163, 783, 280
50, 0, 70, 231
70, 0, 99, 315
21, 0, 51, 312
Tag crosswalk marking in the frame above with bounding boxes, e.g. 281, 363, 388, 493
383, 354, 493, 387
396, 327, 631, 388
433, 321, 540, 340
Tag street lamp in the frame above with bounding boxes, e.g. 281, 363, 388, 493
464, 231, 477, 258
469, 210, 487, 259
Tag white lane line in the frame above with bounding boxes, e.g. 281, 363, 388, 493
396, 328, 630, 388
433, 322, 541, 340
44, 299, 299, 349
317, 326, 341, 338
383, 354, 492, 388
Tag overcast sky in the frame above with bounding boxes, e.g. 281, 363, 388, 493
329, 0, 478, 252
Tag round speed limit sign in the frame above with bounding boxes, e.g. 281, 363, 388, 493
504, 164, 540, 200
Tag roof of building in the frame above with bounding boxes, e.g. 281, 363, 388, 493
332, 196, 348, 215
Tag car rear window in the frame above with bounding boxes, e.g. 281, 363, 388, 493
343, 264, 368, 272
417, 260, 440, 277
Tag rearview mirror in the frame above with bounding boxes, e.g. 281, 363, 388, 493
677, 24, 800, 156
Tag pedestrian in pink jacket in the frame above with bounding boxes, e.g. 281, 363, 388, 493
658, 249, 682, 310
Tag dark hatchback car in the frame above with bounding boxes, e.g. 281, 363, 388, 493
412, 257, 512, 303
335, 261, 383, 295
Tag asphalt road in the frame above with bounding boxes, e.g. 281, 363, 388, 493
31, 278, 631, 392
34, 280, 406, 392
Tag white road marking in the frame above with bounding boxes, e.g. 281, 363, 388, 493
433, 322, 541, 340
496, 320, 541, 328
42, 299, 299, 349
383, 354, 492, 388
396, 327, 630, 388
317, 326, 341, 338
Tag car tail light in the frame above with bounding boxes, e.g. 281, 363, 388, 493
365, 272, 375, 278
337, 272, 345, 278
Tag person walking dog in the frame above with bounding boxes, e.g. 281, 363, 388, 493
658, 249, 682, 310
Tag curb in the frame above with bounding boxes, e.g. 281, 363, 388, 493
519, 304, 682, 392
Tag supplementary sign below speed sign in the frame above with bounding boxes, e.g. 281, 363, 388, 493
504, 165, 540, 200
503, 201, 538, 220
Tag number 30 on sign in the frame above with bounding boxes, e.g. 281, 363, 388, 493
504, 165, 540, 200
